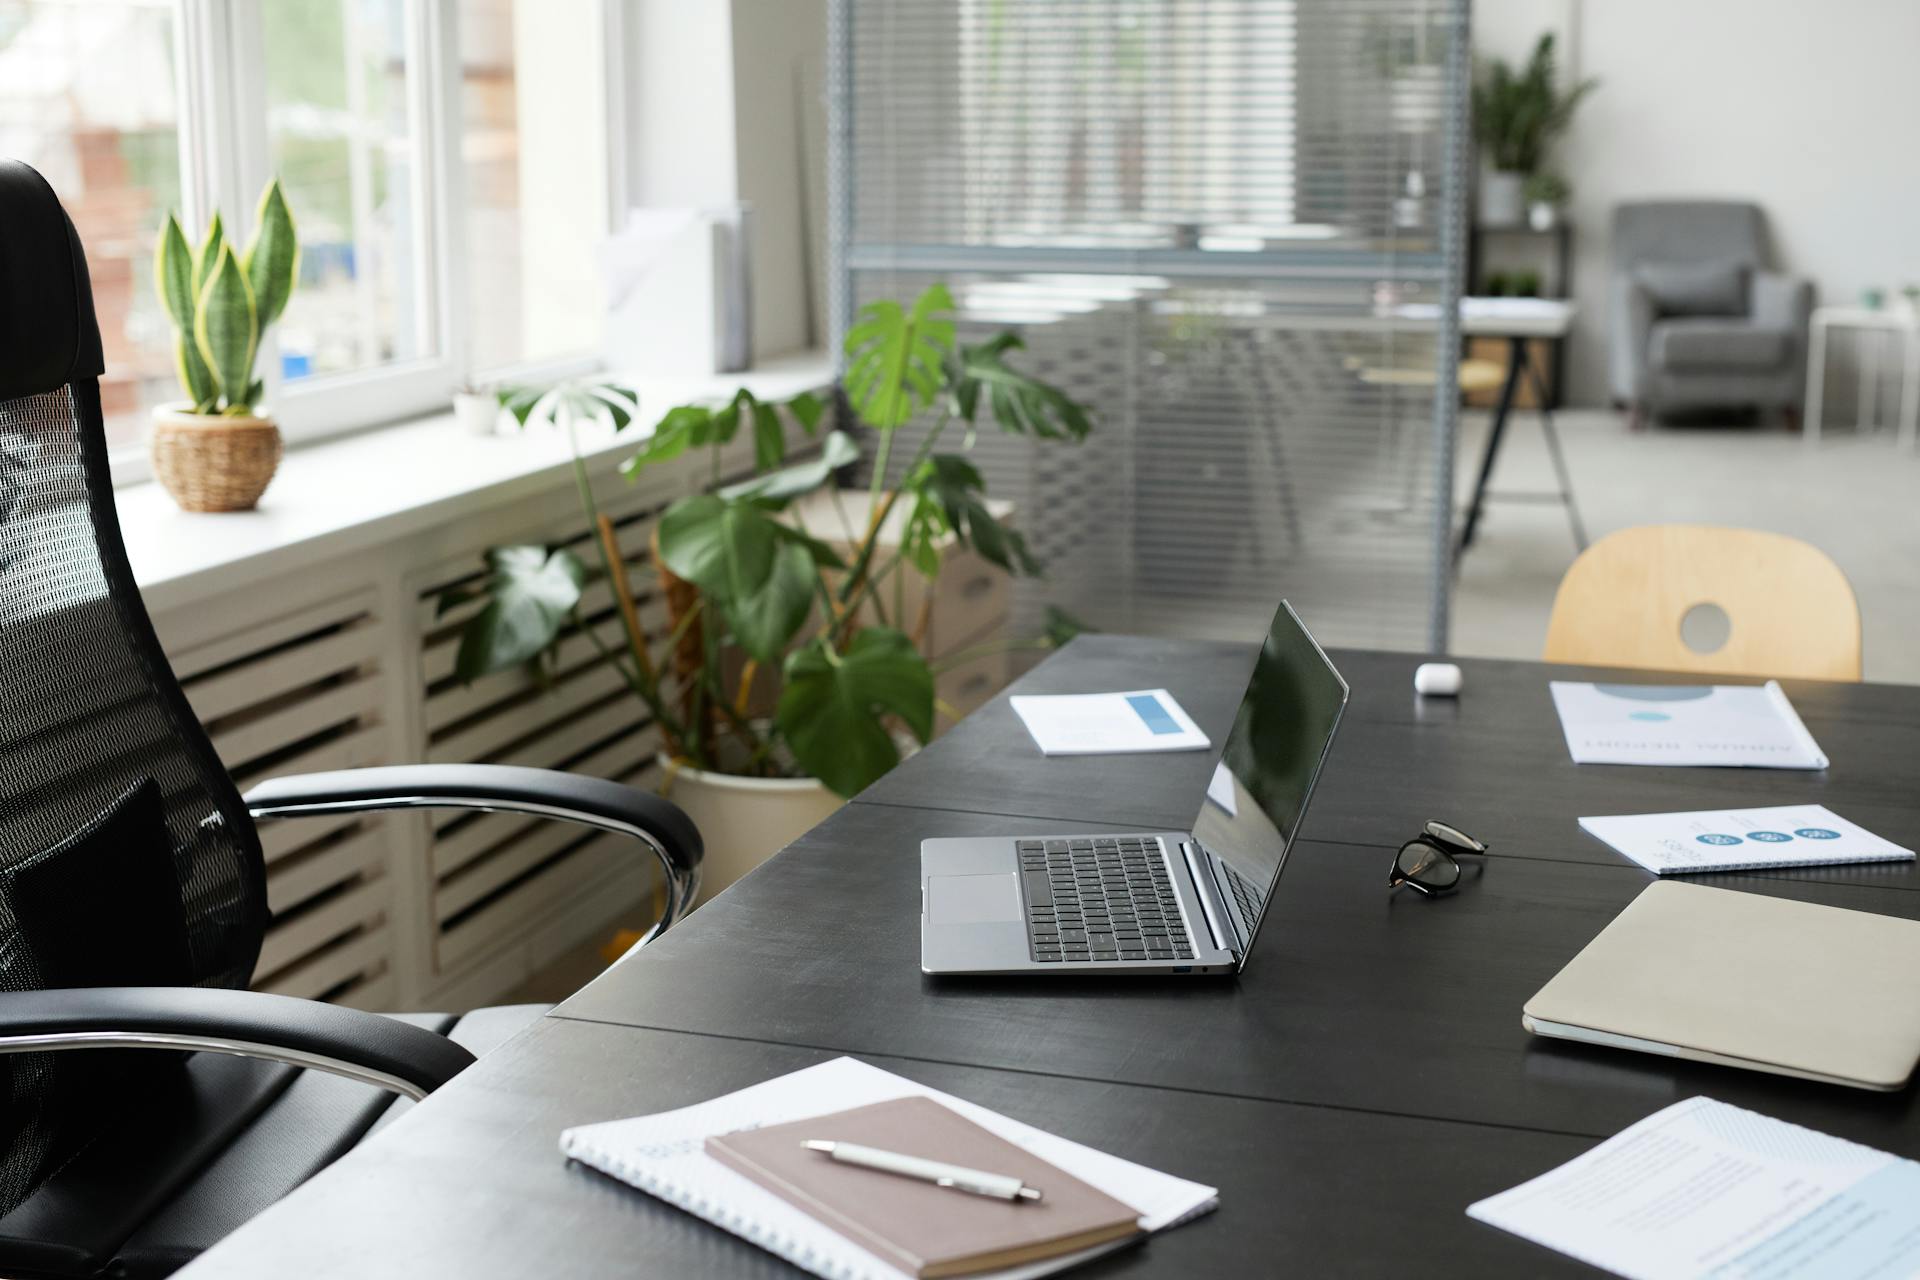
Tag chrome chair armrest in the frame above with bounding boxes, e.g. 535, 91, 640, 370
0, 987, 476, 1101
243, 764, 703, 937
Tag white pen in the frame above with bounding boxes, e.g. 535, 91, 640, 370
801, 1140, 1044, 1203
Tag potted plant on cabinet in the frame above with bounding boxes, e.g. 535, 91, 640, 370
1471, 34, 1595, 228
1524, 171, 1571, 232
445, 284, 1092, 898
150, 179, 299, 511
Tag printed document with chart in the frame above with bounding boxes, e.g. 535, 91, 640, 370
1468, 1097, 1920, 1280
1548, 681, 1828, 769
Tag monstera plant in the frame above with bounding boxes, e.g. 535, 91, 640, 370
149, 179, 299, 511
448, 283, 1092, 800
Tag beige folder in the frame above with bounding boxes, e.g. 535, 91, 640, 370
1523, 880, 1920, 1091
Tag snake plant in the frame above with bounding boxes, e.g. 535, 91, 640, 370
153, 179, 299, 417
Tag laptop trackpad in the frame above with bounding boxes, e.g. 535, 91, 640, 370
927, 874, 1022, 924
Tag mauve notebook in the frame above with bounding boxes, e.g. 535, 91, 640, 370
705, 1097, 1143, 1279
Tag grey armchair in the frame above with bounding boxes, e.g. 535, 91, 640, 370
1608, 201, 1813, 426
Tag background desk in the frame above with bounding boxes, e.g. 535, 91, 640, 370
182, 639, 1920, 1278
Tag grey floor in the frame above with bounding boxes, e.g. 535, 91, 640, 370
1450, 408, 1920, 685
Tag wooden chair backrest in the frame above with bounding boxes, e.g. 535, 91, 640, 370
1542, 524, 1861, 682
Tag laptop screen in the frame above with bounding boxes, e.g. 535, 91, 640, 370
1188, 601, 1348, 956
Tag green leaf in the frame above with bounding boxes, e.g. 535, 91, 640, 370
450, 545, 586, 682
1042, 605, 1094, 649
173, 333, 216, 409
496, 385, 544, 427
774, 521, 847, 571
842, 283, 957, 429
725, 539, 816, 665
752, 398, 784, 469
243, 178, 299, 331
778, 628, 934, 797
656, 494, 778, 603
153, 212, 195, 329
191, 212, 224, 299
623, 403, 712, 475
904, 453, 1041, 577
711, 391, 744, 445
952, 333, 1091, 441
193, 243, 257, 411
787, 390, 825, 436
587, 383, 640, 431
719, 429, 860, 502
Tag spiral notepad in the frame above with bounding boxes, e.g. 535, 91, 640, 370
558, 1057, 1218, 1280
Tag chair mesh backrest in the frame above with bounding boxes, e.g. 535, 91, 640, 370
0, 162, 269, 1212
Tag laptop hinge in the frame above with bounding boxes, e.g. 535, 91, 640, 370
1180, 840, 1242, 961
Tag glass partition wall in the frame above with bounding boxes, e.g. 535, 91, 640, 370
830, 0, 1469, 651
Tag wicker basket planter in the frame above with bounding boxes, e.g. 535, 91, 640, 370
149, 405, 283, 512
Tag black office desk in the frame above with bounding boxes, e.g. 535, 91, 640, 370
180, 640, 1920, 1277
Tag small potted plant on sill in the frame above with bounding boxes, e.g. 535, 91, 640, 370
445, 283, 1091, 897
149, 179, 299, 512
1524, 171, 1570, 232
452, 380, 502, 437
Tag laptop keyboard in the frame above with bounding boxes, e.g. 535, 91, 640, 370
1221, 861, 1262, 937
1017, 837, 1195, 963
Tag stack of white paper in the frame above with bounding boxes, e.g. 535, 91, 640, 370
1548, 681, 1828, 769
561, 1057, 1218, 1280
1469, 1097, 1920, 1279
1009, 689, 1210, 756
1579, 804, 1915, 875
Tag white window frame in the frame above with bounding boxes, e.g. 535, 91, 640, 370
117, 0, 627, 478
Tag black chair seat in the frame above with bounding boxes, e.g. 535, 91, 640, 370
0, 1005, 549, 1280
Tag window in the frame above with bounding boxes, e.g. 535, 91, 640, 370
1, 0, 623, 461
263, 0, 425, 381
456, 0, 607, 372
0, 1, 184, 449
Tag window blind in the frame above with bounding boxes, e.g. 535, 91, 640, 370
830, 0, 1469, 652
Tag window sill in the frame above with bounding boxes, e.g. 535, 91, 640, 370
121, 352, 835, 615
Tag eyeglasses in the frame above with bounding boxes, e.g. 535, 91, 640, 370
1388, 821, 1489, 896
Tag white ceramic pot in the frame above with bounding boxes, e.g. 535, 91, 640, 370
658, 755, 844, 907
1527, 201, 1558, 232
452, 391, 500, 437
1478, 170, 1525, 228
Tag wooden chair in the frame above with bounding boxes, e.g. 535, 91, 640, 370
1542, 524, 1861, 681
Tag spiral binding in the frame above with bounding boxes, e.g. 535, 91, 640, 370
564, 1136, 872, 1280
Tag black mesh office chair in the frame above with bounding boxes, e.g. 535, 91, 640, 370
0, 159, 702, 1277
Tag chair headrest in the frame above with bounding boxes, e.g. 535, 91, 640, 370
0, 159, 105, 402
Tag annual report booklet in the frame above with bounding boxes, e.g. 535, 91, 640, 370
1548, 681, 1828, 769
1468, 1097, 1920, 1279
559, 1057, 1218, 1280
1578, 804, 1915, 875
1008, 689, 1210, 756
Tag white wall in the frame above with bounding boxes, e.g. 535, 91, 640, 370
1476, 0, 1920, 408
622, 0, 827, 363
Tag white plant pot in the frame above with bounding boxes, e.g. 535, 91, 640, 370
1478, 170, 1525, 228
658, 755, 844, 907
1527, 201, 1558, 232
452, 391, 500, 437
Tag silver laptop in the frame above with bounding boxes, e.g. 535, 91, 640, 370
921, 601, 1348, 976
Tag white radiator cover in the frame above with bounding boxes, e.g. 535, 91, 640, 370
144, 429, 763, 1013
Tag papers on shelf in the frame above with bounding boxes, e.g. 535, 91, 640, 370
1548, 681, 1828, 769
1009, 689, 1210, 756
1468, 1097, 1920, 1280
1579, 804, 1915, 875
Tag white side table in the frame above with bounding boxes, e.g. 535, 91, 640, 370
1805, 305, 1920, 449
